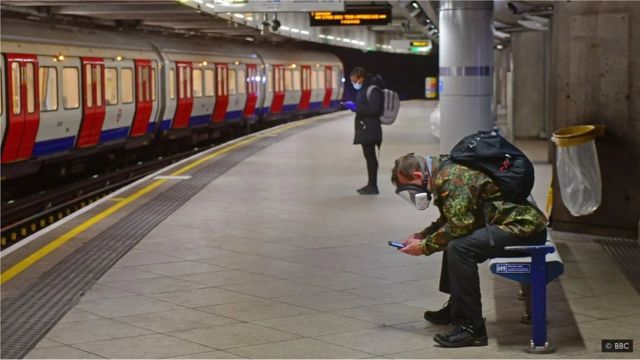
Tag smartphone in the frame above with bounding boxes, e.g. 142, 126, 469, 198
388, 241, 405, 249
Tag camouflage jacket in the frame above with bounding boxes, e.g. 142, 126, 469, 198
417, 158, 547, 256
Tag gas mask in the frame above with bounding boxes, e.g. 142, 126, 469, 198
395, 155, 434, 210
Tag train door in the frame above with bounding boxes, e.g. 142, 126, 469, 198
1, 56, 6, 150
130, 59, 152, 136
76, 58, 105, 148
243, 64, 258, 117
212, 63, 228, 123
323, 66, 333, 108
270, 65, 285, 113
2, 54, 39, 163
172, 61, 193, 129
299, 65, 311, 110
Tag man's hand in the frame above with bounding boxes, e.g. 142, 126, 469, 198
342, 101, 356, 112
400, 238, 423, 256
402, 233, 423, 246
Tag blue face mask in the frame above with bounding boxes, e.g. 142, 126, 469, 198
352, 82, 362, 90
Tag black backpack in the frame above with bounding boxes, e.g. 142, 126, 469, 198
449, 130, 534, 203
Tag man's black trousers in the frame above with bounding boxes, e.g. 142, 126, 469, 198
436, 225, 546, 327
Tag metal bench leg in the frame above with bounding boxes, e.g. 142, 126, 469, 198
525, 251, 555, 354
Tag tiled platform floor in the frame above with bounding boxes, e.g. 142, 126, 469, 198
26, 101, 639, 359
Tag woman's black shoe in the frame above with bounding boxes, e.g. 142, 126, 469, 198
357, 186, 379, 195
424, 301, 452, 324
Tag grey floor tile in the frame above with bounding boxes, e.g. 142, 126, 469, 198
169, 323, 301, 350
334, 302, 426, 326
114, 308, 238, 332
316, 327, 434, 355
134, 261, 228, 276
255, 312, 377, 337
292, 272, 394, 291
114, 251, 184, 267
353, 264, 442, 282
345, 281, 434, 302
78, 284, 134, 302
73, 334, 214, 359
165, 350, 244, 359
228, 338, 372, 359
25, 345, 103, 359
32, 337, 63, 349
148, 287, 258, 308
76, 295, 183, 318
96, 267, 162, 283
177, 270, 279, 287
197, 299, 316, 322
57, 309, 102, 323
221, 279, 328, 299
275, 290, 386, 311
104, 276, 208, 295
45, 318, 152, 344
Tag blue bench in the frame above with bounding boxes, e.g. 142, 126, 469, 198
489, 239, 564, 353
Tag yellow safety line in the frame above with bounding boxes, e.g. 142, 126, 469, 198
0, 120, 312, 285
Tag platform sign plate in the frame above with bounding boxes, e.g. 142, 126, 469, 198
495, 263, 531, 274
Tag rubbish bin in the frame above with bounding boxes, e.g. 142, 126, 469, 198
551, 125, 605, 217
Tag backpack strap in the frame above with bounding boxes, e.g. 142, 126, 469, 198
366, 84, 380, 102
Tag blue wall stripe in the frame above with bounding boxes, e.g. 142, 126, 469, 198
100, 127, 129, 143
32, 136, 76, 157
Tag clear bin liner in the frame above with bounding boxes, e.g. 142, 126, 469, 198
556, 140, 601, 216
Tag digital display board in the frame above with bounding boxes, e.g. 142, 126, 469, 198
309, 7, 391, 26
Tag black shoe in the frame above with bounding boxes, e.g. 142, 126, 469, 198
434, 321, 488, 348
424, 301, 452, 324
357, 186, 379, 195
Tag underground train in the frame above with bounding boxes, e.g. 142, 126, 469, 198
0, 19, 344, 180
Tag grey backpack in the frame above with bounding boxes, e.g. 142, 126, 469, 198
367, 85, 400, 125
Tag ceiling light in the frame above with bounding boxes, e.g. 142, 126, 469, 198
411, 2, 419, 9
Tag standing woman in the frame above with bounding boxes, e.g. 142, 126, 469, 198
344, 67, 386, 195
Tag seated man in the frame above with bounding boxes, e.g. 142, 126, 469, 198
391, 153, 547, 348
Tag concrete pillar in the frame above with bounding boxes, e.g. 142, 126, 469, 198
438, 0, 494, 153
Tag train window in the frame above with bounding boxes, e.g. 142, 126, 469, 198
237, 70, 245, 94
178, 67, 184, 99
62, 67, 79, 109
333, 70, 339, 90
11, 63, 21, 115
325, 68, 331, 89
24, 63, 36, 113
228, 69, 237, 95
143, 66, 150, 102
105, 68, 118, 105
292, 70, 301, 91
222, 67, 228, 96
95, 65, 103, 106
169, 68, 176, 100
268, 70, 273, 93
204, 69, 214, 96
284, 69, 292, 91
192, 68, 203, 98
186, 67, 192, 98
0, 72, 3, 116
85, 64, 93, 107
39, 67, 58, 112
318, 70, 325, 90
151, 68, 156, 101
311, 69, 318, 90
121, 68, 133, 104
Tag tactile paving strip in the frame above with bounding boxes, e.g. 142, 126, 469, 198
595, 237, 640, 295
0, 118, 330, 359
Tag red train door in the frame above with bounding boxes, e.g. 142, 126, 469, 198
130, 60, 153, 136
212, 63, 229, 123
172, 62, 193, 129
243, 64, 258, 117
77, 58, 106, 148
2, 54, 39, 163
299, 66, 311, 110
323, 66, 333, 108
270, 65, 285, 113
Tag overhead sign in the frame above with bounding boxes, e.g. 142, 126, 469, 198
309, 7, 391, 26
195, 0, 344, 13
390, 39, 433, 54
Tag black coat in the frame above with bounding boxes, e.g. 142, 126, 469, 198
353, 74, 385, 145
